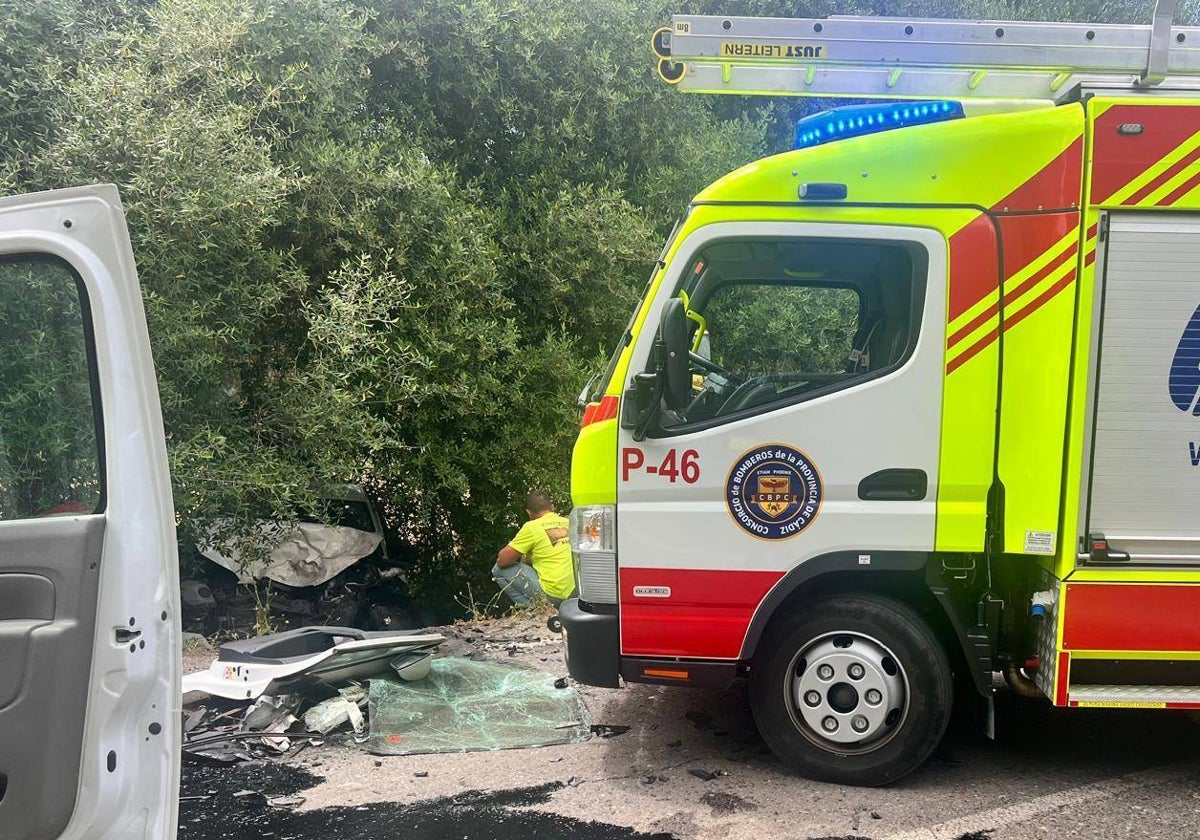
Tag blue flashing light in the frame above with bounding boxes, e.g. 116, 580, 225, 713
793, 100, 965, 151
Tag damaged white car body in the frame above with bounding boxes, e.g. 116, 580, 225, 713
198, 486, 388, 588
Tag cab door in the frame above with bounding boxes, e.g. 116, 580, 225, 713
616, 220, 945, 660
0, 186, 179, 840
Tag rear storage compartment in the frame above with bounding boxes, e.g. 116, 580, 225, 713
1087, 213, 1200, 563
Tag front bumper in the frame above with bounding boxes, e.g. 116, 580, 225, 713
558, 598, 620, 688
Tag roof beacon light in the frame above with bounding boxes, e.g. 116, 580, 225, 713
793, 101, 964, 150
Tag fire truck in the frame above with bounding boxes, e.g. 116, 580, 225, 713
562, 2, 1200, 785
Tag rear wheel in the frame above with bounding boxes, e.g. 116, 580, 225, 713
750, 594, 952, 786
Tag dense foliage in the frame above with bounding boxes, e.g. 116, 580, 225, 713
1, 0, 1194, 607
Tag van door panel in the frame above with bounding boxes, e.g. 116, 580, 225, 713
0, 186, 178, 840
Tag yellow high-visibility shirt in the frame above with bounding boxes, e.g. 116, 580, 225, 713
508, 512, 575, 599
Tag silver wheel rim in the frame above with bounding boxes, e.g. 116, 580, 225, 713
785, 631, 909, 754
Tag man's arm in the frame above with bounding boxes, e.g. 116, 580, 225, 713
496, 544, 523, 568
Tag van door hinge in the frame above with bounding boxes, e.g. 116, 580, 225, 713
1098, 214, 1110, 243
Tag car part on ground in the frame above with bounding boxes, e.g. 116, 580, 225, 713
182, 626, 443, 700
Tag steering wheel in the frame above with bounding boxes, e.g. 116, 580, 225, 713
718, 370, 850, 415
688, 351, 738, 381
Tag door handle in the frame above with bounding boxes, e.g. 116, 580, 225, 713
858, 469, 927, 501
1082, 532, 1131, 564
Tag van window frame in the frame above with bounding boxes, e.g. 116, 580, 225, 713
0, 252, 107, 518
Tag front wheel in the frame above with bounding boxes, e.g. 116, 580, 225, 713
749, 594, 952, 786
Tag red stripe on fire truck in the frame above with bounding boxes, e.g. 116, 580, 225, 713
1063, 583, 1200, 652
1090, 104, 1200, 206
619, 567, 783, 659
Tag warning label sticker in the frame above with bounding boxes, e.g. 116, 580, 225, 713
1024, 530, 1056, 555
720, 42, 827, 59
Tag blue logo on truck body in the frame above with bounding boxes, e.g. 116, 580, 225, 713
1169, 302, 1200, 415
726, 444, 822, 540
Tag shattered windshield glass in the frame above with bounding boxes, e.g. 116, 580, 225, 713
367, 658, 591, 755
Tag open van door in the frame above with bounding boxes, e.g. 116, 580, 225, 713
0, 186, 179, 839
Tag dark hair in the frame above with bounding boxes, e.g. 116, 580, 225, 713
525, 491, 553, 514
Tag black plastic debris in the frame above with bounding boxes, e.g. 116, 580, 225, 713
182, 693, 327, 766
687, 768, 727, 782
553, 677, 569, 689
589, 724, 630, 739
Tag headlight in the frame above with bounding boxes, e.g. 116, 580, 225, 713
569, 505, 617, 604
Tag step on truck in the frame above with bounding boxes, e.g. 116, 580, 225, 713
561, 0, 1200, 785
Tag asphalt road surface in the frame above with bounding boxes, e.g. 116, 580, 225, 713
181, 618, 1200, 840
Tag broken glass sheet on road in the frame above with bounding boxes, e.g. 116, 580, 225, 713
366, 658, 591, 755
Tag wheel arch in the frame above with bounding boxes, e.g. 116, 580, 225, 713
740, 552, 987, 698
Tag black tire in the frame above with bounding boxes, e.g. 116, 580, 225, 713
749, 593, 953, 786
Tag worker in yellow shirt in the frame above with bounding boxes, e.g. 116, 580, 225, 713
493, 491, 577, 607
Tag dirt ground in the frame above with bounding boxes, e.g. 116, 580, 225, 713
182, 614, 1200, 840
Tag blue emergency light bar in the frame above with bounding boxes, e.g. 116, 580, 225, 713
793, 101, 964, 150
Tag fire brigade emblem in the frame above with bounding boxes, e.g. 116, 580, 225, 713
755, 476, 793, 518
726, 444, 822, 540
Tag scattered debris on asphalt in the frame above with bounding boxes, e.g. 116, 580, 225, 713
182, 625, 442, 764
266, 794, 306, 809
182, 693, 325, 765
589, 724, 631, 738
180, 763, 673, 840
303, 687, 367, 736
183, 623, 593, 765
687, 767, 728, 782
700, 791, 755, 815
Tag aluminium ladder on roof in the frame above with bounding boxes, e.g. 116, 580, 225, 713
653, 0, 1200, 101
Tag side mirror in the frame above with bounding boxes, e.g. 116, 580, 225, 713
660, 298, 691, 411
620, 372, 659, 435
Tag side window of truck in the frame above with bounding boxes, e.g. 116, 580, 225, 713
0, 257, 102, 520
705, 284, 861, 379
664, 238, 923, 429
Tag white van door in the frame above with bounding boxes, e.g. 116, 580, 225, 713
0, 186, 179, 839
